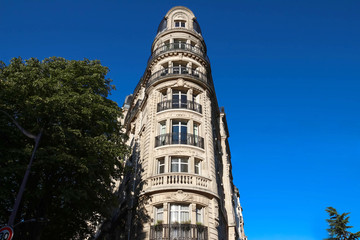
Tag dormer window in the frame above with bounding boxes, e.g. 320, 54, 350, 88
175, 20, 185, 28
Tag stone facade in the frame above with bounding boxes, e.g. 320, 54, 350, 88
122, 6, 247, 240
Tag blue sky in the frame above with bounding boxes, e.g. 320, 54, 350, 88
1, 0, 360, 239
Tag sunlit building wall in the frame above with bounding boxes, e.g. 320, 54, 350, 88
122, 6, 247, 240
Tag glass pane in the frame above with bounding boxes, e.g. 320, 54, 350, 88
180, 125, 187, 134
193, 124, 198, 136
171, 211, 178, 223
195, 159, 200, 174
180, 212, 188, 222
181, 131, 187, 144
173, 93, 179, 100
172, 125, 179, 133
171, 204, 178, 211
181, 163, 188, 172
196, 208, 202, 223
172, 133, 179, 144
171, 160, 179, 172
159, 165, 164, 173
157, 212, 163, 221
180, 94, 187, 108
172, 94, 179, 107
181, 205, 189, 211
160, 123, 166, 134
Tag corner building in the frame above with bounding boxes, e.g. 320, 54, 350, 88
123, 6, 247, 240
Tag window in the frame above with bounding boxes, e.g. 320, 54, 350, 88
155, 206, 164, 222
175, 20, 185, 28
159, 121, 167, 145
192, 93, 199, 103
196, 207, 203, 223
172, 90, 187, 108
159, 121, 166, 135
195, 159, 201, 174
193, 123, 199, 136
193, 123, 200, 145
174, 39, 186, 49
161, 91, 168, 101
157, 158, 165, 174
172, 120, 187, 144
173, 62, 188, 75
170, 204, 190, 223
171, 157, 188, 173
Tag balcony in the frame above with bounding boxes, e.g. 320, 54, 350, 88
148, 42, 209, 64
149, 173, 210, 190
157, 100, 202, 114
150, 224, 208, 240
124, 99, 142, 124
155, 133, 204, 149
146, 67, 211, 88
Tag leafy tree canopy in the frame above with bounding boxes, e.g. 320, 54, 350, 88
325, 207, 360, 240
0, 57, 127, 239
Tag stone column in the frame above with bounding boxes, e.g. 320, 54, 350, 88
165, 155, 169, 174
191, 203, 196, 224
163, 202, 168, 224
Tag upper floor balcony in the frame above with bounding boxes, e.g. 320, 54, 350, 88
155, 132, 204, 149
148, 42, 209, 64
157, 100, 202, 114
150, 223, 208, 240
146, 67, 211, 89
149, 172, 210, 191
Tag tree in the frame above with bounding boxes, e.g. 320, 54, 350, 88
325, 207, 360, 240
0, 57, 128, 239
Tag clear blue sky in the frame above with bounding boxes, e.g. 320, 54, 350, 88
1, 1, 360, 239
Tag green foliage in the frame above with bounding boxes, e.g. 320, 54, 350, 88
325, 207, 360, 240
0, 57, 128, 239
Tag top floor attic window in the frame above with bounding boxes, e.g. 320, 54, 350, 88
174, 20, 186, 28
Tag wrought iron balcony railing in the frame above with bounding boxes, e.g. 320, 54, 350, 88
150, 224, 208, 240
124, 99, 142, 124
148, 42, 209, 64
146, 67, 211, 88
157, 100, 202, 114
155, 133, 204, 149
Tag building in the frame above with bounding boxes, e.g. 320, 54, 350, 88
122, 6, 247, 240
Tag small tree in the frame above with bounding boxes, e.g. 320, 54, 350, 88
325, 207, 360, 240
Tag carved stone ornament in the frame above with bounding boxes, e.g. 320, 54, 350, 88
173, 13, 186, 20
168, 190, 193, 202
177, 78, 184, 86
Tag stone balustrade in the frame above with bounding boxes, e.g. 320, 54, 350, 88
148, 173, 210, 190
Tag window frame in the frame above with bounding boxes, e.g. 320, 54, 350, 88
155, 205, 164, 222
171, 157, 189, 173
174, 20, 186, 28
170, 204, 190, 223
196, 207, 203, 224
157, 158, 165, 174
172, 120, 188, 144
194, 158, 201, 175
172, 90, 187, 108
